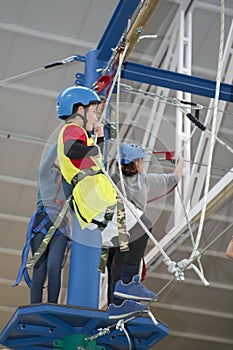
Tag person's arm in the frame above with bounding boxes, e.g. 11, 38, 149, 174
63, 124, 100, 159
64, 139, 99, 159
39, 143, 57, 176
95, 122, 105, 154
175, 156, 184, 180
226, 237, 233, 259
146, 157, 184, 194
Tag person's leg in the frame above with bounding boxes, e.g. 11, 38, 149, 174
109, 247, 127, 305
121, 213, 151, 283
30, 233, 48, 303
47, 233, 68, 303
106, 247, 118, 305
113, 214, 156, 302
108, 214, 154, 318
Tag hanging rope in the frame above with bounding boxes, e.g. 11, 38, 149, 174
95, 156, 210, 285
94, 158, 172, 265
94, 69, 215, 285
115, 49, 128, 199
190, 0, 225, 262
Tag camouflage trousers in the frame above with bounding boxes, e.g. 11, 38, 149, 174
98, 197, 129, 273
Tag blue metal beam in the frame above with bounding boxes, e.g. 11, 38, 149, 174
122, 61, 233, 102
96, 0, 141, 61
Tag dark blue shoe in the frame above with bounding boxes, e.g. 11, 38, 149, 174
114, 275, 157, 301
108, 299, 150, 319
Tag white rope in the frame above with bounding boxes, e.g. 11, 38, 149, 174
98, 45, 129, 125
95, 157, 210, 285
0, 67, 45, 85
190, 0, 225, 260
98, 104, 208, 283
137, 34, 158, 42
95, 44, 129, 201
206, 129, 233, 155
95, 2, 226, 285
99, 42, 190, 281
116, 320, 132, 350
95, 158, 172, 265
115, 50, 128, 199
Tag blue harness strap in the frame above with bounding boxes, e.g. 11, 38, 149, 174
13, 211, 37, 287
13, 207, 70, 287
32, 211, 51, 235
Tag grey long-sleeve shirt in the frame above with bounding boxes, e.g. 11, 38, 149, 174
112, 171, 178, 212
37, 143, 66, 208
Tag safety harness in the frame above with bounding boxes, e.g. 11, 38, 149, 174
13, 203, 70, 287
57, 123, 130, 271
71, 169, 130, 273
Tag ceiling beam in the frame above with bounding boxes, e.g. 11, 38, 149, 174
97, 0, 141, 60
122, 61, 233, 102
93, 0, 233, 102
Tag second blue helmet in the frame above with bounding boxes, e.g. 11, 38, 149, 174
120, 143, 146, 164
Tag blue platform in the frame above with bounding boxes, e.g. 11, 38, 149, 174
0, 304, 169, 350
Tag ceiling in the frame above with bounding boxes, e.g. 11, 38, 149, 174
0, 0, 233, 349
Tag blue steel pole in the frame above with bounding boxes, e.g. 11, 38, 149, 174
66, 50, 106, 309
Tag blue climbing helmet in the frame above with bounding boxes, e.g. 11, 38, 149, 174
56, 86, 101, 120
120, 143, 146, 164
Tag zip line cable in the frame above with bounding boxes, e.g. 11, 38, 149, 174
0, 55, 81, 86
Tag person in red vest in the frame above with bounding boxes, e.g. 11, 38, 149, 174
56, 86, 157, 319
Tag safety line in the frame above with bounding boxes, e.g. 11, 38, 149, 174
94, 158, 172, 264
96, 154, 209, 285
0, 55, 81, 86
190, 0, 225, 261
206, 129, 233, 155
115, 49, 128, 199
98, 45, 129, 126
